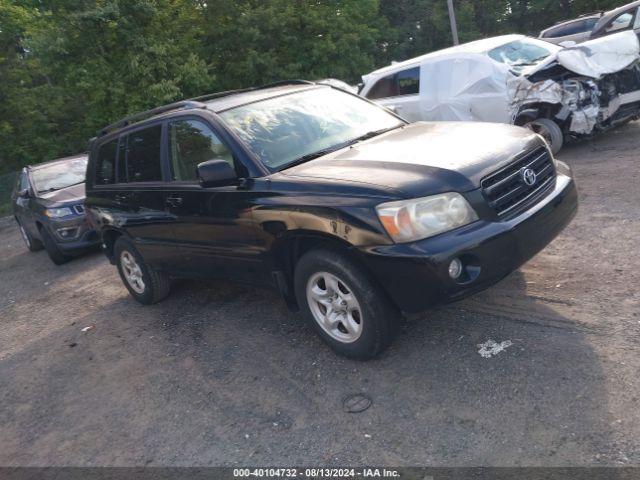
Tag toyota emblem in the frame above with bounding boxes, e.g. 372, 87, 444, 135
520, 167, 537, 186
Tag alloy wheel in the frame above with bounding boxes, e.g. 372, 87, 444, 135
18, 224, 31, 249
306, 271, 363, 343
120, 250, 146, 294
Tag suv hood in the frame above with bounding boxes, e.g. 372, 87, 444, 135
38, 182, 85, 207
283, 122, 543, 197
514, 31, 640, 135
527, 30, 640, 78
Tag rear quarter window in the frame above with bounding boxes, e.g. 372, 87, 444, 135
366, 67, 420, 100
15, 170, 29, 192
366, 73, 397, 99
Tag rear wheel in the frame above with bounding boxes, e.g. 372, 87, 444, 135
114, 237, 171, 304
525, 117, 564, 154
40, 227, 71, 265
16, 219, 43, 252
294, 249, 399, 360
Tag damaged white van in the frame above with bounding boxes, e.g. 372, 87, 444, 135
360, 31, 640, 153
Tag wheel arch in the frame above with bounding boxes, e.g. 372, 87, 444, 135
514, 102, 565, 126
270, 230, 384, 311
34, 221, 46, 239
102, 228, 125, 264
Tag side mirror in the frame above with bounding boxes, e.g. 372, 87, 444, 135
197, 159, 238, 188
17, 189, 30, 199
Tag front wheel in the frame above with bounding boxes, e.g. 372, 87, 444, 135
114, 237, 171, 304
294, 249, 399, 360
525, 117, 564, 154
16, 219, 43, 252
40, 227, 71, 265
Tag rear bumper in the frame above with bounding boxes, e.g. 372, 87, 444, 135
359, 173, 578, 313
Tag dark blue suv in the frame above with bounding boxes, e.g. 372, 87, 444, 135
12, 155, 100, 264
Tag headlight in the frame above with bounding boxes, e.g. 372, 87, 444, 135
376, 192, 478, 243
45, 207, 73, 218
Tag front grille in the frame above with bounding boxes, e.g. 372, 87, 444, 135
481, 146, 556, 218
73, 204, 85, 215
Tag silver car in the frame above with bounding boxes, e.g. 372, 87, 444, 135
540, 1, 640, 45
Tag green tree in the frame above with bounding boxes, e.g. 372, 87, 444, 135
200, 0, 387, 88
0, 0, 213, 173
0, 0, 634, 177
0, 0, 50, 173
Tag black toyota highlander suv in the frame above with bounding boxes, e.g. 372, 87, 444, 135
12, 155, 100, 264
85, 80, 578, 359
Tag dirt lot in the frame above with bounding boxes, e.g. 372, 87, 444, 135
1, 122, 639, 467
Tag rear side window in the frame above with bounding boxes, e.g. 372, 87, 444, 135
585, 18, 599, 31
544, 20, 589, 38
94, 139, 118, 185
366, 67, 420, 100
125, 125, 162, 182
169, 119, 234, 181
543, 19, 592, 38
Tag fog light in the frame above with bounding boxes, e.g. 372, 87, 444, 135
448, 258, 463, 279
56, 227, 78, 239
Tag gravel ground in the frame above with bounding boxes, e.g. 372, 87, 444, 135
0, 122, 639, 467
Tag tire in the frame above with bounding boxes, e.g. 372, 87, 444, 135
114, 237, 171, 305
16, 218, 43, 252
40, 227, 72, 265
294, 248, 399, 360
525, 117, 564, 154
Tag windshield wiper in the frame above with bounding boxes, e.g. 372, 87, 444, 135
349, 125, 403, 143
38, 180, 84, 194
512, 55, 549, 67
283, 142, 353, 170
282, 125, 403, 170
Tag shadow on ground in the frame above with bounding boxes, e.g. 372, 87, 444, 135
5, 122, 640, 466
0, 266, 614, 466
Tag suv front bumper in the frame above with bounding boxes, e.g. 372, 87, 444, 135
46, 215, 101, 254
359, 173, 578, 313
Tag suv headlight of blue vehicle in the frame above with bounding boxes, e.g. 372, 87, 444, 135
45, 207, 74, 218
376, 192, 478, 243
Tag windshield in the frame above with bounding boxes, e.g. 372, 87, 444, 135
219, 88, 404, 170
488, 40, 554, 73
32, 156, 87, 193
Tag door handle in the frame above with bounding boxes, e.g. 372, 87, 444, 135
114, 193, 130, 203
165, 195, 183, 207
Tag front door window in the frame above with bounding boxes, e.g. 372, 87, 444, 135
168, 119, 234, 182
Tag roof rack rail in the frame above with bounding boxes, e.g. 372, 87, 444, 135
190, 79, 316, 103
97, 80, 315, 137
98, 100, 206, 137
